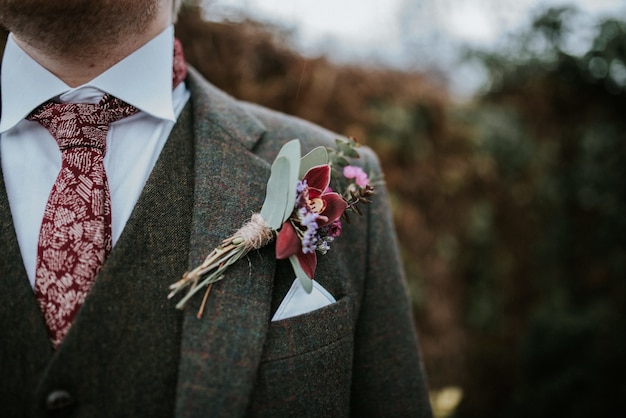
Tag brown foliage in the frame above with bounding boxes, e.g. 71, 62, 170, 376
175, 6, 445, 143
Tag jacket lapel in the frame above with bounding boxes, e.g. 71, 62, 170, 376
175, 69, 276, 417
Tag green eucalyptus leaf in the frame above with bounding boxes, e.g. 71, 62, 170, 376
289, 255, 313, 293
260, 156, 291, 230
299, 146, 328, 178
278, 140, 302, 224
277, 139, 302, 164
261, 139, 303, 229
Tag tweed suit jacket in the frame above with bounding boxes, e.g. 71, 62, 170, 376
0, 67, 432, 417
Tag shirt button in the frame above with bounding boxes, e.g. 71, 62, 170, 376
45, 389, 74, 411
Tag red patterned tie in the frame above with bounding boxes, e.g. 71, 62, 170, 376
27, 96, 139, 348
28, 39, 187, 348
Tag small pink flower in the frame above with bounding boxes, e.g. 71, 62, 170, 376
343, 165, 369, 188
326, 219, 342, 238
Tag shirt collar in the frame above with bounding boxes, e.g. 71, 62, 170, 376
0, 25, 177, 133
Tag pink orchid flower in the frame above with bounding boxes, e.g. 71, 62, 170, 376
276, 165, 348, 278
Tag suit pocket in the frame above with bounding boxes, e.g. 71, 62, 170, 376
247, 296, 354, 417
262, 295, 353, 361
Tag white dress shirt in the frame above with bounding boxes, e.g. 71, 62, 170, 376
0, 26, 190, 287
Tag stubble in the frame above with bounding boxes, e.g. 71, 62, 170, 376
0, 0, 162, 60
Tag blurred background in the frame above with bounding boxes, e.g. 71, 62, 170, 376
173, 0, 625, 416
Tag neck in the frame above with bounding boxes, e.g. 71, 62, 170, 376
12, 11, 170, 88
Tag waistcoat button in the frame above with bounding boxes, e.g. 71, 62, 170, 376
46, 390, 74, 410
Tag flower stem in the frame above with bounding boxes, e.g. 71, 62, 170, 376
197, 283, 213, 319
168, 213, 275, 311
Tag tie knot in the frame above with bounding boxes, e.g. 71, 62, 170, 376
27, 94, 138, 152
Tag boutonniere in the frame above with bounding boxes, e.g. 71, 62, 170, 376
168, 138, 374, 317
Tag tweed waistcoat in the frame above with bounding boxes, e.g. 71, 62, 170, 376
0, 101, 194, 417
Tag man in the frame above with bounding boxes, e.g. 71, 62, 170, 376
0, 0, 432, 416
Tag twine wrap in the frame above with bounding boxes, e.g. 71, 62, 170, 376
168, 213, 275, 311
235, 213, 274, 250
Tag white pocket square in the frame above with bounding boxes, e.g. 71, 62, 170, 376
271, 278, 336, 321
